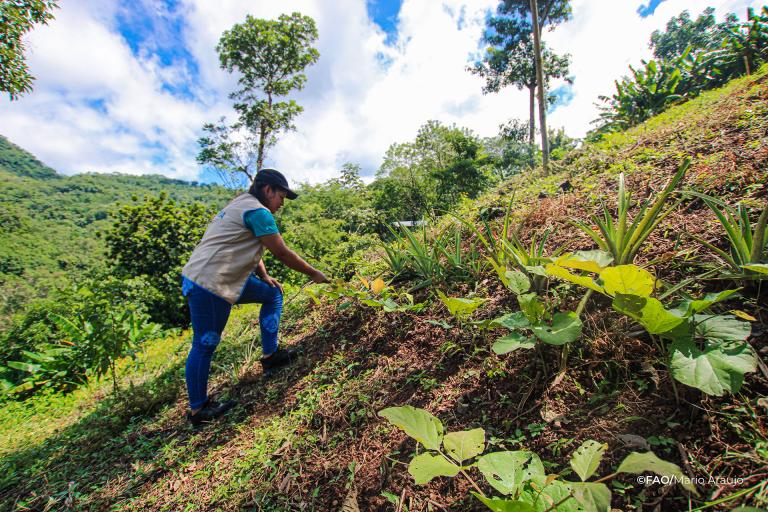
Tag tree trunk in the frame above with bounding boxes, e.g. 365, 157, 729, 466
530, 0, 549, 175
528, 85, 536, 169
256, 93, 273, 175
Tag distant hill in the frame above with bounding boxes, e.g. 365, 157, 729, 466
0, 135, 232, 321
0, 135, 59, 180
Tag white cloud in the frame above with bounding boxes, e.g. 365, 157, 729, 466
0, 0, 762, 185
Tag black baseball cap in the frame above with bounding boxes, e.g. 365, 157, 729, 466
254, 168, 298, 200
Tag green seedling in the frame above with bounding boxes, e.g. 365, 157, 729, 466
379, 405, 698, 512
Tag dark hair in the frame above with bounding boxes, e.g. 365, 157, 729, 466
249, 181, 271, 204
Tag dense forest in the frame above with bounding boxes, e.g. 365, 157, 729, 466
1, 2, 767, 511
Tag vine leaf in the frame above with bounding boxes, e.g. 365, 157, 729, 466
569, 440, 607, 482
493, 332, 536, 355
600, 265, 655, 297
443, 428, 486, 463
379, 406, 443, 450
471, 492, 536, 512
531, 312, 582, 345
616, 452, 698, 494
408, 453, 460, 484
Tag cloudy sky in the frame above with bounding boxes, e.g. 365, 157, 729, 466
0, 0, 763, 186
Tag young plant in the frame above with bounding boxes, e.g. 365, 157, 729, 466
385, 224, 445, 291
688, 195, 768, 277
436, 290, 485, 324
379, 405, 697, 512
481, 270, 583, 356
307, 277, 426, 313
546, 256, 757, 396
572, 158, 689, 265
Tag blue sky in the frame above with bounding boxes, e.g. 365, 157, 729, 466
0, 0, 761, 185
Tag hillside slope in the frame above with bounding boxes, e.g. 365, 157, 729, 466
1, 70, 767, 511
0, 138, 232, 321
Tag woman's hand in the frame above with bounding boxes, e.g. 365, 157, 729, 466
264, 276, 284, 294
310, 269, 330, 284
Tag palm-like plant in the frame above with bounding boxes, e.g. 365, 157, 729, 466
689, 195, 768, 275
597, 59, 684, 132
572, 158, 690, 265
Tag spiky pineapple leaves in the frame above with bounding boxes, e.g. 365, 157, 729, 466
742, 263, 768, 274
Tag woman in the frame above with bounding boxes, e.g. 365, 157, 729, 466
181, 168, 329, 426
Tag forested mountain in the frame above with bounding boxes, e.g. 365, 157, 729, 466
0, 135, 232, 320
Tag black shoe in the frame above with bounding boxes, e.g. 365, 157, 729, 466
187, 399, 236, 426
261, 348, 298, 377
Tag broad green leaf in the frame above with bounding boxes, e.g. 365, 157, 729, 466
524, 265, 547, 277
507, 270, 531, 295
570, 440, 607, 482
743, 263, 768, 274
571, 482, 611, 512
695, 314, 751, 342
531, 312, 582, 345
437, 290, 485, 320
600, 265, 655, 297
493, 332, 536, 355
379, 406, 444, 450
408, 453, 460, 484
477, 451, 543, 496
556, 251, 613, 274
471, 493, 536, 512
444, 428, 485, 463
616, 451, 698, 494
522, 480, 585, 512
491, 311, 531, 330
381, 298, 400, 312
612, 294, 685, 334
670, 338, 756, 396
545, 264, 605, 293
678, 289, 739, 317
518, 293, 545, 324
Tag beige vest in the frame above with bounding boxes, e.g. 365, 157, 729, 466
182, 193, 270, 304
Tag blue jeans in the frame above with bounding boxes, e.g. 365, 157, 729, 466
183, 275, 283, 409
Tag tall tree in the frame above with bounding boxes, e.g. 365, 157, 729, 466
470, 0, 571, 172
198, 12, 319, 186
0, 0, 58, 100
529, 0, 549, 173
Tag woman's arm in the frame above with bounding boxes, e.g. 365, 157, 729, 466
260, 233, 329, 283
255, 260, 268, 280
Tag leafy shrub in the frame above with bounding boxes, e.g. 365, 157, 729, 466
104, 192, 216, 326
0, 275, 162, 397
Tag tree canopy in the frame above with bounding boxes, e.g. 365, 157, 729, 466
198, 12, 320, 186
0, 0, 58, 100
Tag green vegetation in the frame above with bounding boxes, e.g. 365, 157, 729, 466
594, 6, 768, 135
0, 0, 58, 100
1, 5, 768, 512
379, 405, 695, 511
